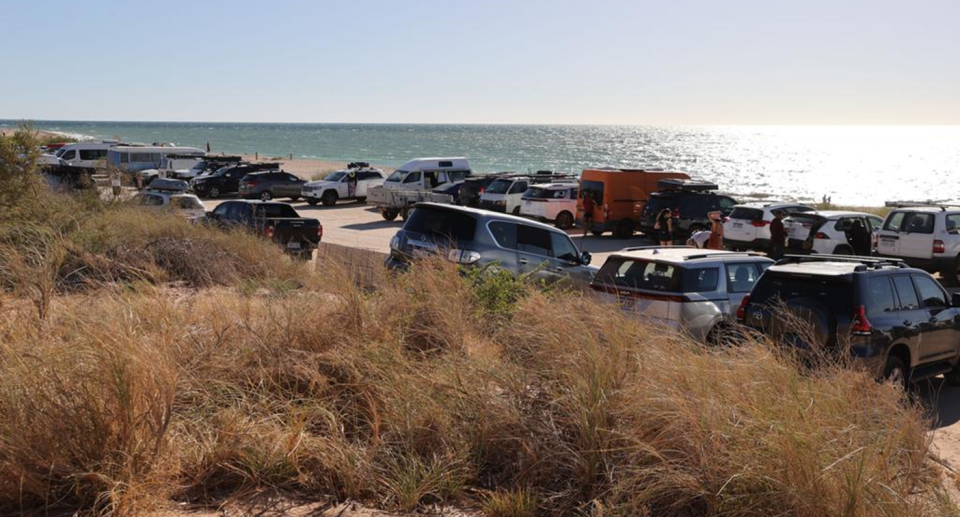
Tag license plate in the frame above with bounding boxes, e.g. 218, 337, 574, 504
287, 242, 301, 249
733, 222, 743, 228
880, 238, 895, 247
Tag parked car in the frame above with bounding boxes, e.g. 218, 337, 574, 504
458, 176, 499, 208
134, 191, 206, 220
479, 174, 574, 215
204, 200, 322, 259
238, 171, 306, 201
784, 211, 883, 256
386, 203, 596, 288
724, 202, 815, 251
302, 166, 386, 206
874, 206, 960, 285
638, 182, 738, 241
577, 168, 690, 238
191, 163, 280, 198
520, 183, 579, 229
739, 255, 960, 386
591, 247, 772, 342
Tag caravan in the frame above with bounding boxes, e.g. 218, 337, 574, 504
106, 145, 205, 172
381, 157, 471, 190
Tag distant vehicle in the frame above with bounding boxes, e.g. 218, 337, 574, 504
380, 157, 471, 190
479, 173, 574, 215
740, 255, 960, 387
638, 182, 738, 241
134, 190, 206, 220
577, 168, 691, 239
106, 145, 205, 172
302, 165, 386, 206
386, 203, 596, 288
54, 141, 124, 169
591, 247, 772, 342
239, 171, 307, 201
520, 183, 579, 229
190, 163, 280, 198
724, 202, 815, 252
205, 200, 322, 259
874, 206, 960, 286
785, 211, 883, 256
457, 176, 499, 208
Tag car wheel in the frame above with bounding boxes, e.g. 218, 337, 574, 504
555, 211, 574, 230
209, 186, 220, 199
400, 207, 411, 221
614, 219, 634, 239
382, 209, 400, 221
307, 199, 319, 206
289, 196, 299, 202
512, 206, 521, 216
706, 323, 740, 347
297, 249, 314, 261
590, 230, 605, 237
946, 361, 960, 386
321, 190, 338, 207
260, 191, 272, 201
834, 244, 854, 255
883, 356, 908, 390
356, 197, 366, 204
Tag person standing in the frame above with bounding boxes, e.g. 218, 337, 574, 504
347, 170, 358, 198
707, 211, 724, 250
654, 208, 674, 246
581, 191, 595, 238
769, 210, 787, 260
111, 171, 122, 199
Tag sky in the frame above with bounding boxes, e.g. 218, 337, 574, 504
2, 0, 958, 125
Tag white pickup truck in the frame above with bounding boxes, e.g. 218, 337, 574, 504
368, 158, 471, 220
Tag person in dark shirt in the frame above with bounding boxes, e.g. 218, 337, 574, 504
769, 210, 786, 260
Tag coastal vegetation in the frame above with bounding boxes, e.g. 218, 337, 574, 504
0, 128, 955, 516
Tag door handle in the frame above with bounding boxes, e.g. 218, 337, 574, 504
518, 258, 528, 265
903, 320, 913, 326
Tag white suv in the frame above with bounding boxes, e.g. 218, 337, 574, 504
303, 167, 386, 206
723, 202, 814, 251
784, 211, 883, 256
874, 207, 960, 285
519, 183, 579, 229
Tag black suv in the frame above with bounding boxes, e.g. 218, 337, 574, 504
191, 163, 280, 199
739, 255, 960, 386
639, 186, 737, 241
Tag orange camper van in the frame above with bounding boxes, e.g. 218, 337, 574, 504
577, 168, 690, 238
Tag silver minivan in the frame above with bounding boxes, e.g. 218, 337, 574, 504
386, 203, 597, 288
590, 247, 773, 342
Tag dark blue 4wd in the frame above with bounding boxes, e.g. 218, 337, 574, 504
738, 255, 960, 386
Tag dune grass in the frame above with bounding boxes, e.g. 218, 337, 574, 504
0, 127, 956, 516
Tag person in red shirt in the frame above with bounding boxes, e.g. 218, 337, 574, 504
581, 191, 595, 237
769, 210, 787, 260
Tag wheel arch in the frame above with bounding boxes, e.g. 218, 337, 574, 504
888, 342, 912, 369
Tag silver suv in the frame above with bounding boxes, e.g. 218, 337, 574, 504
386, 203, 597, 288
590, 247, 773, 342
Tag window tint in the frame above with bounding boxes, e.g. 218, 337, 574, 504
726, 262, 763, 293
905, 213, 934, 234
60, 150, 76, 160
867, 216, 884, 231
517, 225, 553, 256
171, 196, 204, 209
213, 203, 230, 217
730, 207, 764, 221
596, 259, 680, 292
438, 161, 453, 168
550, 232, 579, 262
865, 277, 897, 317
488, 222, 517, 249
884, 212, 907, 232
138, 194, 164, 206
79, 149, 106, 160
448, 170, 470, 182
717, 197, 736, 211
508, 181, 528, 194
286, 174, 300, 182
485, 179, 512, 194
580, 180, 604, 203
684, 268, 719, 292
913, 274, 947, 308
750, 273, 854, 314
891, 275, 920, 310
253, 204, 300, 218
404, 208, 477, 243
947, 215, 960, 232
403, 172, 421, 184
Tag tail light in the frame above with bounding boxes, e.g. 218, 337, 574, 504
814, 232, 828, 239
934, 240, 946, 254
674, 207, 681, 219
264, 225, 274, 239
851, 305, 872, 336
317, 225, 324, 242
245, 180, 259, 187
750, 220, 771, 227
736, 295, 751, 321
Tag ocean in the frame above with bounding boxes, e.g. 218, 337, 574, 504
4, 120, 959, 206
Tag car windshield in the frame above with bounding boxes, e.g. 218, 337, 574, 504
253, 204, 300, 218
213, 166, 231, 176
386, 170, 407, 182
524, 187, 566, 199
485, 179, 513, 194
170, 196, 204, 209
595, 259, 719, 293
325, 171, 347, 182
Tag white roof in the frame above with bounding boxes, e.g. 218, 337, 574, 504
532, 183, 577, 190
890, 206, 960, 213
735, 201, 807, 209
397, 157, 470, 170
795, 210, 883, 219
767, 261, 860, 276
610, 247, 769, 264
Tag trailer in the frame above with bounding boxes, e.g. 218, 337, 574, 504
367, 186, 455, 221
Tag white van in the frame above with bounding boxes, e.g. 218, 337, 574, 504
520, 183, 580, 229
54, 141, 123, 169
480, 174, 575, 215
106, 145, 205, 172
381, 157, 471, 191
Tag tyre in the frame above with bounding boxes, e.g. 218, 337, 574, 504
260, 191, 272, 201
321, 190, 338, 207
946, 360, 960, 386
591, 230, 605, 237
883, 356, 908, 390
208, 186, 221, 199
289, 196, 299, 202
400, 207, 411, 221
833, 244, 854, 256
382, 209, 399, 221
307, 199, 319, 206
512, 206, 521, 216
614, 219, 634, 239
356, 197, 366, 204
942, 256, 960, 287
706, 323, 740, 347
555, 211, 574, 230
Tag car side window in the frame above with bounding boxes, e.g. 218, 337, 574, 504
287, 174, 300, 182
60, 150, 76, 160
718, 197, 736, 212
865, 277, 897, 317
946, 214, 960, 232
867, 216, 884, 231
403, 172, 421, 184
213, 203, 231, 217
517, 225, 552, 257
488, 221, 517, 249
884, 212, 907, 232
726, 262, 762, 293
905, 213, 934, 234
550, 232, 579, 262
685, 268, 719, 292
509, 182, 528, 194
892, 275, 920, 310
913, 274, 947, 308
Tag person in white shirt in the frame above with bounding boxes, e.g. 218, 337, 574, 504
686, 230, 711, 249
111, 172, 122, 198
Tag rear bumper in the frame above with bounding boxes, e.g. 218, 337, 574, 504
479, 200, 506, 212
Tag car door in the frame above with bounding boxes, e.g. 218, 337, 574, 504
912, 273, 958, 362
507, 181, 529, 213
899, 212, 936, 260
876, 211, 906, 256
548, 230, 594, 287
890, 274, 929, 367
516, 224, 557, 284
283, 173, 303, 197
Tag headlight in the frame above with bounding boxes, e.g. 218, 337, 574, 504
495, 200, 506, 206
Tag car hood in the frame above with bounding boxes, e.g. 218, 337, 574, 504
304, 180, 336, 188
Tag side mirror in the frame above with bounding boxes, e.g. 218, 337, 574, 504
952, 292, 960, 308
580, 252, 592, 266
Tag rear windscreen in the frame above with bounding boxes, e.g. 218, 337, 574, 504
580, 180, 604, 203
750, 272, 853, 313
254, 204, 300, 218
404, 208, 477, 242
595, 259, 719, 293
729, 207, 764, 221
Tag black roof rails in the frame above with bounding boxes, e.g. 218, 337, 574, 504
776, 254, 907, 269
884, 200, 955, 210
619, 245, 697, 252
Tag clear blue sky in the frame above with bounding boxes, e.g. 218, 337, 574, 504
2, 0, 958, 124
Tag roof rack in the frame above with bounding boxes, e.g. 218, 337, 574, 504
776, 254, 907, 270
884, 200, 954, 210
682, 251, 762, 261
620, 245, 697, 252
